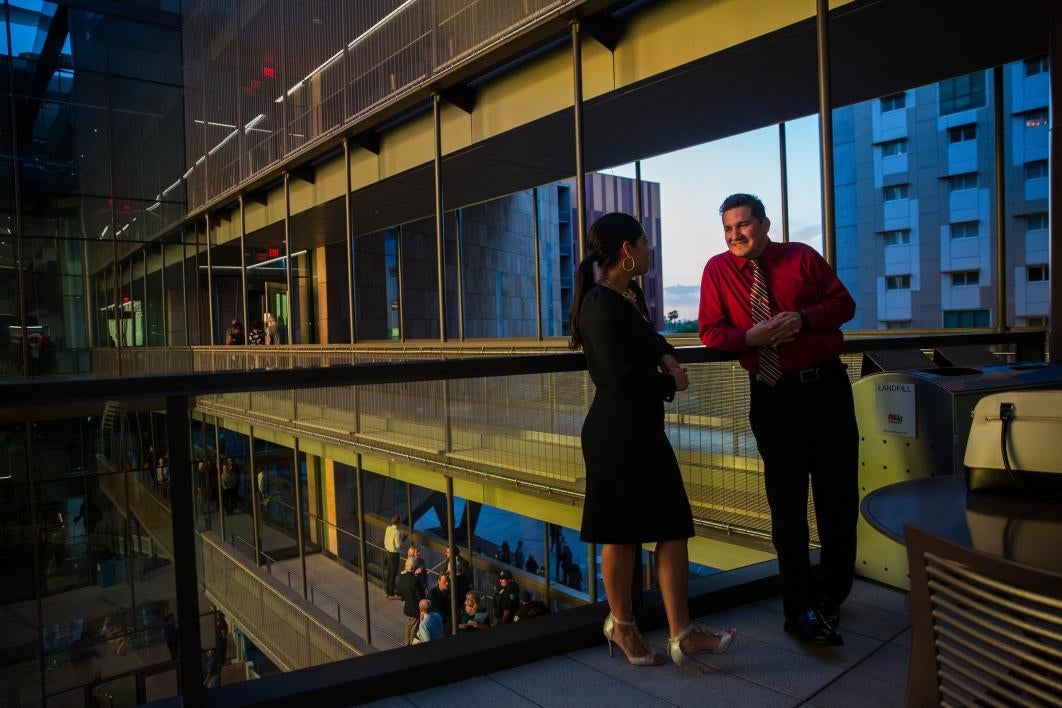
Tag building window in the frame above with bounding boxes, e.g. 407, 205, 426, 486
951, 270, 980, 286
883, 320, 912, 330
1028, 265, 1049, 282
949, 173, 978, 191
882, 229, 911, 246
1027, 213, 1048, 231
939, 72, 986, 115
885, 274, 911, 290
1024, 160, 1048, 180
880, 139, 907, 157
883, 184, 909, 201
950, 221, 979, 239
1024, 316, 1048, 327
880, 93, 906, 111
1024, 56, 1048, 77
948, 124, 977, 143
943, 309, 990, 328
1024, 109, 1049, 128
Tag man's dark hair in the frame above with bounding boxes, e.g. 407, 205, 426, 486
719, 193, 767, 221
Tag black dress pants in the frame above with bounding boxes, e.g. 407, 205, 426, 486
748, 368, 859, 620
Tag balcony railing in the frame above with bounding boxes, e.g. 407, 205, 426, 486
2, 328, 1046, 704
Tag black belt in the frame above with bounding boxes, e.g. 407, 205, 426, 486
751, 357, 846, 386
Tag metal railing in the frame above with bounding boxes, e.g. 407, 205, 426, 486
3, 328, 1048, 702
230, 534, 403, 650
182, 0, 583, 210
200, 534, 366, 671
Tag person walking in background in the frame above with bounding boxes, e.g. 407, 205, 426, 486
699, 193, 857, 646
570, 212, 735, 666
513, 540, 525, 570
383, 515, 404, 599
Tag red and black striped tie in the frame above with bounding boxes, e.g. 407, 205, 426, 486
750, 258, 781, 385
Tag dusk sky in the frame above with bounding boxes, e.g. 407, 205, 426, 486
601, 114, 825, 321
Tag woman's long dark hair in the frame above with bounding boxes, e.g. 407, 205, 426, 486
568, 212, 645, 350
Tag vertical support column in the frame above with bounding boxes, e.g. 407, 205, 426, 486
142, 249, 149, 346
4, 3, 27, 377
283, 173, 293, 345
82, 240, 95, 348
432, 93, 448, 342
22, 419, 45, 704
293, 440, 308, 599
570, 20, 587, 262
532, 188, 543, 340
543, 521, 551, 605
815, 0, 837, 267
206, 213, 216, 345
396, 226, 406, 343
456, 209, 465, 341
355, 454, 372, 644
181, 236, 189, 346
160, 242, 168, 346
105, 52, 121, 370
405, 482, 413, 542
778, 123, 791, 243
587, 542, 597, 602
249, 426, 261, 566
166, 395, 203, 704
213, 419, 224, 541
1050, 2, 1062, 359
343, 139, 357, 343
993, 66, 1007, 332
445, 476, 458, 634
193, 225, 203, 346
240, 195, 249, 340
634, 161, 644, 291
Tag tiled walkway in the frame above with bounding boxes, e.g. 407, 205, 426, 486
364, 578, 911, 707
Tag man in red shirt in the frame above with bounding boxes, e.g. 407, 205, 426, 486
698, 193, 857, 646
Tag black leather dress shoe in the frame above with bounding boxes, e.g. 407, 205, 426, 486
784, 609, 843, 646
819, 601, 840, 630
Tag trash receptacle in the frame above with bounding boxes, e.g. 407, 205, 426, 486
853, 356, 1062, 588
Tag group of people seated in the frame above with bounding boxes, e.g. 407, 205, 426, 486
396, 544, 552, 645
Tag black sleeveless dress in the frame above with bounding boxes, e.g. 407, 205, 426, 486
578, 284, 694, 544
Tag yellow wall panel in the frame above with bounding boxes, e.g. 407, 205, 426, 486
244, 200, 268, 233
580, 34, 616, 101
302, 157, 346, 214
472, 47, 572, 142
349, 148, 380, 192
614, 0, 816, 89
380, 113, 434, 178
287, 176, 314, 215
266, 183, 287, 224
212, 215, 238, 246
441, 102, 472, 156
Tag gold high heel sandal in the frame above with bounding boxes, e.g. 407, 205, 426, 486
603, 613, 664, 666
667, 624, 736, 665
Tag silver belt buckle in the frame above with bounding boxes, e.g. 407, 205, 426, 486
798, 368, 818, 383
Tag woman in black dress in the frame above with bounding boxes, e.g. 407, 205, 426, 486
570, 212, 735, 665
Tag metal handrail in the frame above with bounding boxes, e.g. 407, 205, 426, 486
7, 330, 1047, 407
229, 535, 402, 648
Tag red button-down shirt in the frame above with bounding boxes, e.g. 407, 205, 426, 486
698, 241, 855, 373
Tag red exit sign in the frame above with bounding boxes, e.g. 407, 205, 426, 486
254, 246, 282, 262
